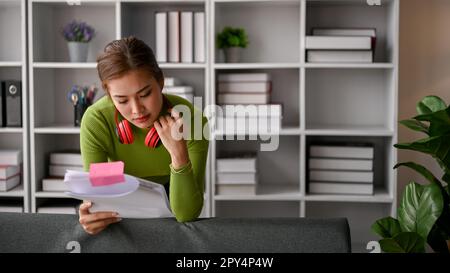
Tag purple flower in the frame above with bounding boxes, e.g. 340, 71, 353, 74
62, 20, 95, 42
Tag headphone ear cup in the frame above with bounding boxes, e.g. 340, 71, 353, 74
117, 119, 134, 144
145, 127, 161, 148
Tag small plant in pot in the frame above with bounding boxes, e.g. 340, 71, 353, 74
217, 26, 249, 63
371, 95, 450, 253
62, 20, 95, 62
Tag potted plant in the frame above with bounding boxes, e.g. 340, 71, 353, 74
217, 26, 249, 63
371, 95, 450, 253
62, 20, 95, 62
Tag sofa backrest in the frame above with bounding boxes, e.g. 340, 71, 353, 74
0, 212, 351, 253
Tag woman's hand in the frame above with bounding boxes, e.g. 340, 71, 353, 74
78, 201, 122, 235
154, 109, 190, 169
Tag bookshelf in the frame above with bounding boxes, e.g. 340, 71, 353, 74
0, 0, 29, 213
0, 0, 399, 253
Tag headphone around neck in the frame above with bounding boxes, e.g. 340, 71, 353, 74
114, 95, 172, 148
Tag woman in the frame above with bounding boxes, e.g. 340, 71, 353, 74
78, 36, 209, 235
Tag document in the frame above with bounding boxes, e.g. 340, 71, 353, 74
64, 170, 173, 219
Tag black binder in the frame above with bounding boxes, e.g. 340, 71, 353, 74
0, 82, 4, 127
2, 80, 22, 127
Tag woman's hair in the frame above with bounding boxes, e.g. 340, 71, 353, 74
96, 36, 164, 93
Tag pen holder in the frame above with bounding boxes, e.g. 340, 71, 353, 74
74, 103, 90, 127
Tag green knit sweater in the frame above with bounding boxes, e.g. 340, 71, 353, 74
80, 94, 209, 222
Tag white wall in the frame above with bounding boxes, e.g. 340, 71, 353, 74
398, 0, 450, 202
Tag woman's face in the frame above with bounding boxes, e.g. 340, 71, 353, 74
106, 69, 164, 129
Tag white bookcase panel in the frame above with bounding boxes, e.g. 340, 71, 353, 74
31, 1, 117, 62
215, 68, 300, 128
305, 201, 391, 252
214, 1, 301, 63
305, 0, 396, 63
0, 1, 22, 62
305, 68, 394, 131
121, 1, 205, 60
32, 68, 104, 128
215, 200, 301, 218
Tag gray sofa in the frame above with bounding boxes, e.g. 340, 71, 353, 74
0, 212, 351, 253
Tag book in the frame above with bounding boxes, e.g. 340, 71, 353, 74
0, 205, 23, 213
216, 184, 256, 195
309, 158, 373, 171
64, 169, 173, 219
155, 12, 167, 63
218, 82, 271, 93
0, 165, 20, 179
217, 157, 257, 173
312, 28, 376, 37
310, 145, 374, 159
309, 170, 373, 183
194, 12, 205, 63
168, 11, 180, 63
0, 150, 22, 165
37, 206, 77, 215
309, 182, 373, 195
49, 164, 84, 177
50, 152, 82, 166
307, 50, 373, 63
0, 174, 21, 191
42, 177, 68, 192
216, 172, 257, 184
218, 93, 270, 105
181, 11, 193, 63
218, 73, 271, 82
305, 36, 372, 50
220, 104, 282, 118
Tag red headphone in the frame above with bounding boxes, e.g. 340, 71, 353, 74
114, 95, 172, 148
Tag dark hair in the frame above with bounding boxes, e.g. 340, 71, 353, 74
96, 36, 164, 92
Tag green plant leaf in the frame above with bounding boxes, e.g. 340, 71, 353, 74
371, 217, 402, 238
427, 224, 450, 253
414, 107, 450, 136
416, 95, 447, 115
379, 232, 426, 253
399, 119, 429, 135
398, 182, 444, 239
394, 162, 443, 188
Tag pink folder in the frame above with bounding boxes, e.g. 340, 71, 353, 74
89, 161, 125, 187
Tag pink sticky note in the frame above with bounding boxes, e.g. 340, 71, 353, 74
89, 161, 125, 187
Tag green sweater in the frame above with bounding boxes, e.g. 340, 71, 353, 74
80, 94, 209, 222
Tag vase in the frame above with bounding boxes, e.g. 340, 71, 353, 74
67, 41, 89, 62
224, 47, 241, 63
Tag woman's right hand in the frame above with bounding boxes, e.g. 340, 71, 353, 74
78, 201, 122, 235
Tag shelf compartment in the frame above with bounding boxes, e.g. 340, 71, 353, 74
305, 135, 395, 197
0, 185, 24, 198
162, 69, 206, 107
214, 1, 300, 63
35, 197, 79, 214
305, 0, 397, 63
121, 1, 205, 64
0, 197, 24, 213
32, 68, 104, 128
0, 67, 22, 81
305, 68, 395, 130
215, 136, 300, 196
215, 68, 300, 129
0, 134, 24, 150
305, 201, 392, 253
31, 1, 116, 62
0, 1, 22, 62
215, 200, 300, 218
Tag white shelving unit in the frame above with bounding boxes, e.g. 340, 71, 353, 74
210, 0, 399, 253
0, 0, 397, 252
0, 0, 29, 213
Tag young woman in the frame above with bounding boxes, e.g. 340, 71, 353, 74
78, 36, 209, 235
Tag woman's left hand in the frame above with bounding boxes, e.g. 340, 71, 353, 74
154, 109, 189, 169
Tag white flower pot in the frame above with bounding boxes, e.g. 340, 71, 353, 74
67, 42, 89, 62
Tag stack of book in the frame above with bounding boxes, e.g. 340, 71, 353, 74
308, 143, 374, 195
37, 201, 78, 215
155, 11, 205, 63
162, 77, 194, 103
43, 152, 83, 192
217, 73, 271, 105
216, 154, 257, 195
306, 28, 376, 63
0, 200, 23, 213
0, 150, 22, 192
